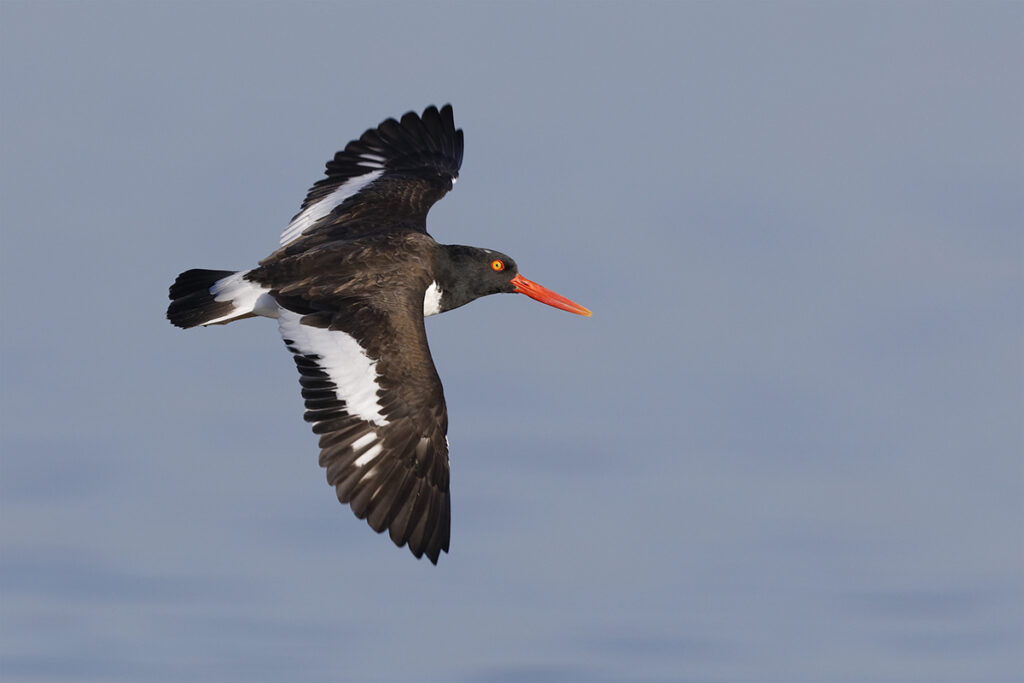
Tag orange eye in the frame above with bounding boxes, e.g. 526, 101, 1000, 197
490, 259, 505, 271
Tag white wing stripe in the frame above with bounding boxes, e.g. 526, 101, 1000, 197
354, 443, 383, 467
279, 309, 390, 427
358, 153, 387, 168
279, 169, 385, 246
352, 432, 377, 451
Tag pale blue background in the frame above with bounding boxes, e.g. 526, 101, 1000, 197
2, 2, 1022, 681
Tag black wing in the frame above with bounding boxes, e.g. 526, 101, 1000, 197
276, 104, 464, 251
270, 239, 450, 563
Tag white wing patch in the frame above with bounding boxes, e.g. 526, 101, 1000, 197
358, 153, 387, 167
423, 281, 443, 317
351, 432, 383, 467
354, 443, 383, 467
352, 433, 376, 450
279, 169, 385, 246
278, 309, 390, 427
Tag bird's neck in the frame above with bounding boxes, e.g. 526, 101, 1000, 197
427, 244, 487, 315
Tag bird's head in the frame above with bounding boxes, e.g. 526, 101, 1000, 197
432, 245, 591, 317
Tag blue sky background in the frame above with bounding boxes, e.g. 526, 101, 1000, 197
2, 2, 1021, 681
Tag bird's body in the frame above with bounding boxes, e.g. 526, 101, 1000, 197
167, 105, 589, 564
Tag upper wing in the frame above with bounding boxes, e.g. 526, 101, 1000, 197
277, 104, 464, 250
274, 263, 451, 564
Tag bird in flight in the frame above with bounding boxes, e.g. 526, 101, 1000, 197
167, 105, 590, 564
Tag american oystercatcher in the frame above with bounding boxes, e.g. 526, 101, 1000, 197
167, 105, 590, 564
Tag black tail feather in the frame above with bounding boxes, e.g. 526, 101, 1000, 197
167, 269, 236, 329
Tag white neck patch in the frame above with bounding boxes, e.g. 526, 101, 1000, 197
423, 281, 443, 317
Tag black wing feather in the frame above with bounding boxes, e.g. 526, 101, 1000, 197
277, 104, 463, 249
263, 233, 452, 564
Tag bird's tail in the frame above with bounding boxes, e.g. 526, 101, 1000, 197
167, 269, 274, 328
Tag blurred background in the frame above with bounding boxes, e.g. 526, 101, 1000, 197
1, 2, 1021, 681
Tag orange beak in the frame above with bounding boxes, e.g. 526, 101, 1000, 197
510, 273, 592, 317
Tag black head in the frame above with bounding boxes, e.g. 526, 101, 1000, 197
432, 245, 591, 316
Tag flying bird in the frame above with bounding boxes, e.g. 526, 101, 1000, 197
167, 105, 590, 564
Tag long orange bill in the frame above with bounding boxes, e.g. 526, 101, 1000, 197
510, 273, 592, 317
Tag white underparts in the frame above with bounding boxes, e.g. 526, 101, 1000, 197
277, 309, 390, 427
279, 169, 385, 246
423, 281, 443, 316
205, 271, 278, 324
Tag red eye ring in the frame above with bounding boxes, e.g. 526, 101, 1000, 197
490, 259, 505, 271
